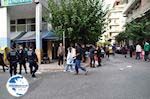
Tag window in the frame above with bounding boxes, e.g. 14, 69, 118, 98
110, 26, 112, 29
27, 25, 35, 31
10, 20, 16, 24
10, 26, 16, 32
110, 33, 112, 37
17, 25, 26, 32
17, 19, 26, 24
27, 18, 35, 24
116, 1, 120, 5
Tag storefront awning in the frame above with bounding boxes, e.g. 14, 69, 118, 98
14, 31, 59, 42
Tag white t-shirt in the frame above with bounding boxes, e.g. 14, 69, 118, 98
66, 47, 76, 65
136, 45, 142, 52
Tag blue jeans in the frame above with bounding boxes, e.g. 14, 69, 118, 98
75, 59, 86, 74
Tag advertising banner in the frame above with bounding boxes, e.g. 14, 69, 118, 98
1, 0, 32, 6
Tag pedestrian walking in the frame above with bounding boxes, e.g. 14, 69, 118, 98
74, 43, 88, 75
81, 44, 86, 62
95, 46, 101, 67
129, 45, 135, 58
27, 47, 38, 78
7, 46, 18, 77
112, 44, 116, 56
89, 45, 95, 68
141, 49, 145, 61
122, 45, 128, 58
94, 50, 98, 67
18, 45, 27, 74
136, 43, 142, 60
57, 43, 65, 66
85, 48, 90, 67
64, 44, 76, 72
101, 47, 105, 58
0, 53, 7, 72
144, 42, 150, 61
105, 45, 110, 59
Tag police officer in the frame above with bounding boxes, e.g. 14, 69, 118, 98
7, 46, 18, 77
18, 45, 27, 74
27, 47, 38, 78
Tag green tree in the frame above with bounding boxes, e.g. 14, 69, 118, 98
48, 0, 107, 43
116, 17, 150, 43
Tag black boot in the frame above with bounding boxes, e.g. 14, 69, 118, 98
32, 73, 36, 78
2, 66, 5, 72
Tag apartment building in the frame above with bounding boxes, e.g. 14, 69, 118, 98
100, 0, 127, 45
123, 0, 150, 23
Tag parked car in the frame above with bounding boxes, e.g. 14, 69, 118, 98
116, 46, 122, 54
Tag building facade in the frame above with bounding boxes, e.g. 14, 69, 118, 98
123, 0, 150, 23
0, 0, 55, 62
100, 0, 127, 45
123, 0, 150, 45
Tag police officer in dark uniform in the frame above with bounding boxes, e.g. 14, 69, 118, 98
27, 47, 38, 78
7, 46, 18, 77
18, 45, 27, 74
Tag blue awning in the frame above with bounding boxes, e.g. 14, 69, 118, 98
14, 31, 59, 42
42, 31, 59, 40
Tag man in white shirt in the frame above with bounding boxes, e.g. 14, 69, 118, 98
136, 43, 142, 60
64, 44, 76, 72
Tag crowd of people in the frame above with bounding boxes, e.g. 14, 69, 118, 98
0, 41, 149, 77
0, 45, 39, 78
57, 41, 150, 74
120, 41, 150, 61
57, 43, 114, 75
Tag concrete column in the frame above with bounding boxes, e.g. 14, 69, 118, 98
36, 3, 42, 63
0, 7, 10, 49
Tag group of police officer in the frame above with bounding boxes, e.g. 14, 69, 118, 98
7, 45, 38, 78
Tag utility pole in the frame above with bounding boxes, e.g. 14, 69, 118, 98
63, 30, 66, 64
63, 31, 65, 49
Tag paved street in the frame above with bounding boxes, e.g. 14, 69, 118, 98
0, 54, 150, 99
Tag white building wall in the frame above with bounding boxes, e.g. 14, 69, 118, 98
105, 4, 126, 45
124, 0, 150, 22
0, 7, 10, 48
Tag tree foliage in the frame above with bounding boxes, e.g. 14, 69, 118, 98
48, 0, 107, 43
116, 17, 150, 43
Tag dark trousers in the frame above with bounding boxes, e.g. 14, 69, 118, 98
98, 56, 101, 66
106, 52, 110, 58
75, 59, 86, 74
101, 54, 105, 58
19, 61, 27, 74
58, 55, 63, 65
90, 56, 95, 67
136, 52, 141, 60
0, 62, 6, 72
130, 51, 133, 58
0, 54, 6, 72
29, 61, 38, 75
144, 51, 149, 61
10, 62, 17, 76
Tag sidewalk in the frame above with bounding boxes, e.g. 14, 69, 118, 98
38, 62, 64, 73
0, 61, 90, 74
0, 62, 64, 74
